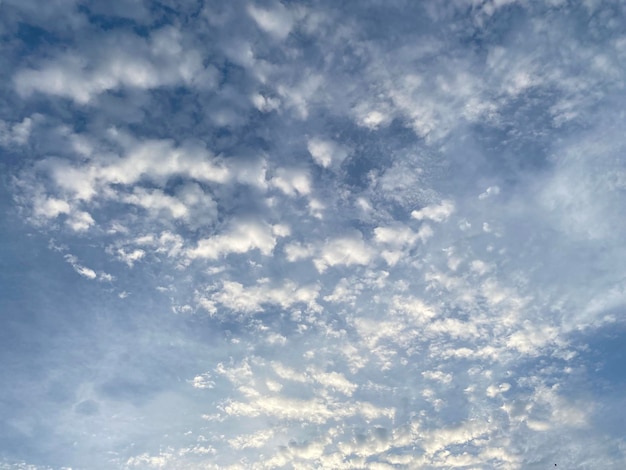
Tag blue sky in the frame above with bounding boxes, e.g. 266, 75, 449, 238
1, 0, 626, 468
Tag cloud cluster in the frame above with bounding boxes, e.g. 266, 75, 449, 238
3, 0, 626, 469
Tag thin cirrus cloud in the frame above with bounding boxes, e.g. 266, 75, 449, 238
1, 1, 626, 469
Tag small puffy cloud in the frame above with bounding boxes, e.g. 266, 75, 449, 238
74, 265, 97, 279
373, 225, 424, 265
506, 323, 558, 356
479, 185, 501, 200
486, 382, 511, 398
33, 197, 71, 219
427, 317, 480, 339
314, 231, 374, 272
277, 73, 323, 120
247, 2, 296, 40
98, 272, 114, 282
223, 395, 335, 424
421, 419, 493, 456
422, 370, 453, 384
122, 188, 189, 219
391, 295, 438, 323
284, 242, 315, 262
470, 259, 491, 275
308, 198, 325, 219
229, 429, 276, 450
116, 248, 145, 267
309, 369, 357, 396
67, 210, 95, 232
0, 117, 33, 146
64, 254, 96, 279
14, 26, 209, 104
373, 225, 417, 247
187, 220, 287, 260
270, 168, 311, 196
223, 394, 392, 424
307, 137, 350, 169
209, 279, 319, 313
411, 200, 455, 222
189, 373, 215, 390
271, 362, 357, 396
33, 136, 230, 209
323, 277, 362, 305
416, 224, 434, 242
251, 93, 280, 112
357, 109, 392, 130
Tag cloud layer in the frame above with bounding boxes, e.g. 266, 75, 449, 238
2, 0, 626, 469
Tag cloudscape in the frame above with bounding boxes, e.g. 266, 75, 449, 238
2, 0, 626, 468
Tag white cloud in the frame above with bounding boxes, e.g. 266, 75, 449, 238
314, 231, 374, 272
308, 198, 325, 219
208, 279, 319, 313
355, 107, 392, 130
0, 116, 33, 146
284, 242, 314, 262
479, 185, 501, 200
247, 3, 296, 40
391, 295, 438, 323
190, 373, 215, 390
323, 277, 362, 305
29, 136, 231, 217
116, 248, 145, 267
427, 317, 480, 340
411, 200, 455, 222
307, 137, 350, 169
66, 210, 95, 232
486, 382, 511, 398
14, 26, 209, 104
277, 73, 323, 119
373, 225, 417, 247
422, 370, 453, 384
251, 93, 281, 112
506, 322, 558, 355
223, 394, 392, 425
270, 168, 311, 196
309, 369, 357, 396
33, 197, 71, 219
122, 188, 189, 219
187, 220, 286, 260
228, 428, 276, 450
64, 254, 97, 279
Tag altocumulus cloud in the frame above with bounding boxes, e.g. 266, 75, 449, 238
2, 0, 626, 469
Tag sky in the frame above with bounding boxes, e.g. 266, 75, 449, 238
1, 0, 626, 468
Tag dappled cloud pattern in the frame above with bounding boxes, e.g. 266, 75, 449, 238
2, 0, 626, 469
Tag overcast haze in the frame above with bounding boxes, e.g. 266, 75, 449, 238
2, 0, 626, 468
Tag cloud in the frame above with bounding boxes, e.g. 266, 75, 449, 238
0, 116, 33, 146
187, 220, 287, 261
247, 3, 297, 40
269, 167, 311, 197
122, 188, 189, 219
189, 373, 215, 390
115, 248, 145, 267
205, 279, 319, 314
314, 231, 374, 272
411, 200, 455, 222
64, 254, 97, 279
4, 1, 626, 468
284, 242, 315, 262
479, 185, 501, 200
307, 137, 350, 169
14, 26, 210, 104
